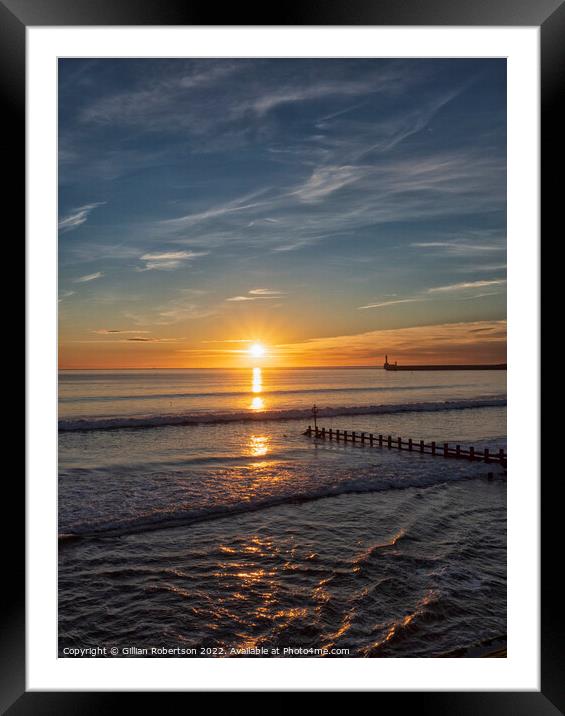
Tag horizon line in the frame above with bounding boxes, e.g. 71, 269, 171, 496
58, 362, 507, 371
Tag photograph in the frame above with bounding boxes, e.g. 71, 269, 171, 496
57, 57, 507, 659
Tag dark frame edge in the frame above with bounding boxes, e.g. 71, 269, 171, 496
10, 0, 562, 709
0, 0, 26, 714
540, 1, 565, 713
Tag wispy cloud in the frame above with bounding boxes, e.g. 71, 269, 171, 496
93, 329, 150, 335
79, 62, 241, 128
58, 202, 105, 232
73, 335, 180, 344
248, 288, 285, 296
125, 337, 179, 343
247, 78, 383, 117
358, 298, 424, 310
427, 279, 506, 293
227, 288, 285, 302
411, 241, 505, 256
293, 165, 365, 202
58, 290, 75, 302
73, 271, 103, 283
138, 250, 208, 271
456, 263, 507, 274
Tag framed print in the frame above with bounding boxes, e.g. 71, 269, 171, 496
9, 0, 560, 708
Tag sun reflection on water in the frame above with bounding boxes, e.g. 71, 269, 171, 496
249, 367, 265, 410
248, 435, 270, 458
252, 367, 262, 393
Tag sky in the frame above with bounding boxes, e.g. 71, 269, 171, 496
58, 58, 507, 368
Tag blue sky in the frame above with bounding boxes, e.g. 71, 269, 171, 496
58, 59, 506, 368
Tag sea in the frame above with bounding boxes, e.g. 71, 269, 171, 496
58, 367, 507, 658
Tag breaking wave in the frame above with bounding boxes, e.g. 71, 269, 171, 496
59, 397, 506, 432
58, 468, 496, 543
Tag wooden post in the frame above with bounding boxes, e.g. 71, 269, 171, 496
344, 430, 348, 442
408, 438, 413, 451
420, 440, 424, 453
329, 428, 333, 440
336, 429, 340, 442
431, 441, 436, 455
443, 443, 449, 458
469, 446, 475, 461
397, 437, 402, 450
456, 444, 461, 459
387, 435, 392, 449
498, 448, 505, 464
352, 431, 356, 443
484, 448, 490, 464
369, 433, 374, 446
312, 404, 318, 432
361, 432, 365, 444
379, 434, 383, 447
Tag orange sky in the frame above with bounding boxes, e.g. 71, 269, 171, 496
59, 319, 506, 369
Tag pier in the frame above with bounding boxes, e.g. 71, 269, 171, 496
303, 425, 506, 467
383, 354, 506, 371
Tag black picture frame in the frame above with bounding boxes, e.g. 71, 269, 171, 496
8, 0, 560, 708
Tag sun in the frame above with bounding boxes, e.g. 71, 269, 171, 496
248, 342, 266, 358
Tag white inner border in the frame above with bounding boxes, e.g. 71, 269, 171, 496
27, 26, 539, 692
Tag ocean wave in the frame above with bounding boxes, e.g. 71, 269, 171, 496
58, 468, 501, 544
59, 383, 466, 403
59, 397, 506, 433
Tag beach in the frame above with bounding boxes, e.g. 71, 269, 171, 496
58, 367, 506, 657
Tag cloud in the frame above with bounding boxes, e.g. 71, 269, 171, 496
356, 83, 473, 159
411, 241, 505, 256
274, 320, 507, 366
58, 202, 105, 232
138, 250, 208, 271
80, 62, 241, 128
358, 298, 424, 310
73, 271, 103, 283
162, 189, 272, 229
293, 165, 364, 202
155, 147, 505, 260
227, 288, 286, 302
125, 337, 179, 343
74, 334, 180, 344
248, 288, 285, 296
247, 79, 380, 116
271, 241, 312, 253
427, 279, 506, 293
58, 290, 75, 302
93, 329, 150, 334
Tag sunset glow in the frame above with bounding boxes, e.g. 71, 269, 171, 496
248, 343, 266, 359
58, 59, 506, 369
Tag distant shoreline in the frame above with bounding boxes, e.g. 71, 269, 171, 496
385, 364, 507, 372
